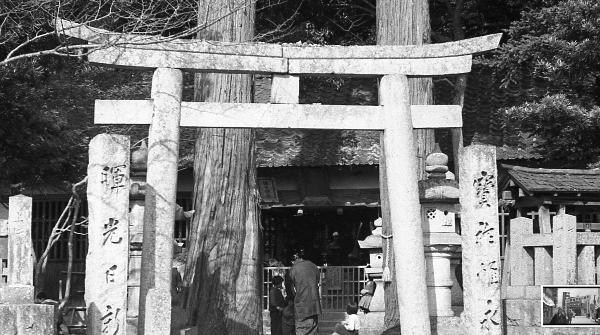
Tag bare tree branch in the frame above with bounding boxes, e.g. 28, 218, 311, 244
58, 176, 86, 311
0, 0, 293, 66
33, 176, 87, 300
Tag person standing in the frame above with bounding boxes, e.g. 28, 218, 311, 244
290, 248, 322, 335
549, 308, 568, 325
326, 232, 343, 265
282, 273, 297, 335
269, 276, 286, 335
567, 309, 574, 324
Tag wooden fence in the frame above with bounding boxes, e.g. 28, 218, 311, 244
263, 266, 367, 311
505, 214, 600, 290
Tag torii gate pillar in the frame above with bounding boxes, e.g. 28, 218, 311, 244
381, 75, 431, 334
138, 68, 183, 335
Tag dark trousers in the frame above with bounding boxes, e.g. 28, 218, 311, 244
270, 311, 283, 335
282, 321, 296, 335
295, 315, 318, 335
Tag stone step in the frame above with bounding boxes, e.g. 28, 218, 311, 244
263, 310, 347, 335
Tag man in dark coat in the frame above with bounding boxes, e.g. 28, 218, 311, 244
290, 249, 322, 335
549, 308, 568, 325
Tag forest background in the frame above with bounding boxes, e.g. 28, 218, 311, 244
1, 0, 599, 190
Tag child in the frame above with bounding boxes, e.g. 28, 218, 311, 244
332, 302, 360, 335
358, 280, 375, 313
269, 275, 286, 335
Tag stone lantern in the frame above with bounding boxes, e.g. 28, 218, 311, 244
419, 144, 462, 317
357, 218, 385, 335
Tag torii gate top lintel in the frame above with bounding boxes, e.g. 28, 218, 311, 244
57, 19, 500, 76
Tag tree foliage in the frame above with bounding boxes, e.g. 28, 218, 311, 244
256, 0, 376, 44
491, 0, 600, 166
0, 58, 152, 186
502, 94, 600, 165
493, 0, 600, 104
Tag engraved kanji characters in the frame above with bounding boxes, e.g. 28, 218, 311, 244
475, 221, 496, 245
103, 218, 123, 245
105, 264, 117, 283
100, 165, 127, 191
473, 171, 495, 208
477, 260, 500, 285
101, 305, 121, 335
479, 299, 500, 331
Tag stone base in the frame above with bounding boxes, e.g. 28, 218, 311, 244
0, 304, 54, 335
360, 315, 463, 335
0, 285, 34, 304
127, 317, 138, 335
431, 316, 463, 335
503, 298, 600, 334
505, 299, 540, 327
508, 326, 600, 334
358, 311, 385, 335
507, 326, 600, 335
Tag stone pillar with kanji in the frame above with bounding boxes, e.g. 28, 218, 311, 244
86, 134, 130, 335
459, 145, 502, 335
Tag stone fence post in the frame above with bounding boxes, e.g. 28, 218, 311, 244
552, 214, 577, 285
0, 195, 54, 334
509, 217, 533, 286
7, 195, 34, 289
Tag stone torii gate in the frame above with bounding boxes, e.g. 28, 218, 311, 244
57, 20, 500, 335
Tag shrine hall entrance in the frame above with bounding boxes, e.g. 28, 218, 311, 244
263, 206, 379, 266
262, 206, 379, 312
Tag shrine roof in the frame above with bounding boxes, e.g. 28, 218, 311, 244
251, 132, 538, 167
495, 145, 543, 161
503, 164, 600, 194
255, 129, 380, 167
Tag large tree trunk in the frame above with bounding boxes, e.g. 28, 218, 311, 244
376, 0, 433, 330
183, 1, 262, 334
448, 0, 467, 178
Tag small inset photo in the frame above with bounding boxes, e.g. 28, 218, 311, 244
542, 285, 600, 327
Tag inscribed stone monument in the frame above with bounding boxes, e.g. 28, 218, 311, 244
459, 145, 501, 335
86, 134, 130, 335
